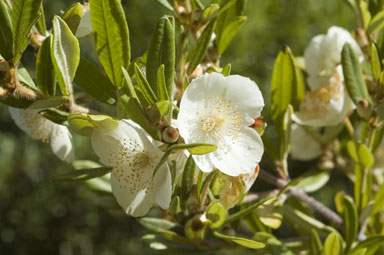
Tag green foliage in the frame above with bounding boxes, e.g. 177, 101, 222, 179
0, 0, 13, 61
36, 36, 56, 96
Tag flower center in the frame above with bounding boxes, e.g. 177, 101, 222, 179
132, 151, 151, 169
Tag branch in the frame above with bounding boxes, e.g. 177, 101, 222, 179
258, 169, 344, 227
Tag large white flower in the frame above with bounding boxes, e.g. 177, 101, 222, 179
91, 120, 172, 217
75, 3, 92, 38
177, 72, 264, 176
292, 68, 355, 127
290, 123, 322, 161
9, 107, 74, 162
304, 26, 363, 90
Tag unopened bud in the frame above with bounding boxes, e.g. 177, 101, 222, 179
184, 214, 210, 241
357, 99, 373, 120
162, 126, 180, 144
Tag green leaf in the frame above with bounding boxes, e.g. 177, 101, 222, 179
36, 35, 56, 96
154, 0, 173, 11
187, 18, 216, 75
221, 63, 231, 76
201, 4, 219, 21
74, 57, 116, 104
342, 43, 372, 104
342, 195, 358, 252
68, 114, 118, 136
213, 231, 265, 249
36, 4, 46, 36
310, 229, 323, 255
146, 16, 175, 96
134, 63, 157, 106
39, 108, 68, 125
370, 43, 381, 80
181, 155, 196, 201
360, 1, 372, 29
17, 66, 36, 89
254, 204, 282, 229
271, 46, 305, 121
61, 2, 83, 34
139, 217, 177, 232
168, 196, 182, 215
296, 171, 330, 193
373, 181, 384, 213
0, 93, 34, 108
350, 235, 384, 254
323, 232, 342, 255
90, 0, 130, 87
367, 9, 384, 34
51, 16, 80, 96
11, 0, 42, 63
157, 65, 170, 100
358, 144, 374, 168
0, 0, 13, 60
28, 96, 69, 109
207, 203, 227, 228
121, 67, 139, 101
53, 167, 112, 182
217, 16, 246, 54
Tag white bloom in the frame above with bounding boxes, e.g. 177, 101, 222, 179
304, 26, 363, 90
290, 123, 322, 161
91, 120, 172, 217
292, 67, 355, 127
177, 72, 264, 176
75, 3, 92, 38
9, 107, 74, 162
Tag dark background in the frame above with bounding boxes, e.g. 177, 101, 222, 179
0, 0, 355, 254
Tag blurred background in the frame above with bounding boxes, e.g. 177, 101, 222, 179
0, 0, 355, 254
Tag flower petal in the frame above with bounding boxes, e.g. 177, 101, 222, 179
153, 163, 172, 210
290, 124, 322, 161
50, 125, 74, 162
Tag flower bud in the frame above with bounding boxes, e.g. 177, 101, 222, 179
357, 99, 373, 120
162, 126, 180, 144
184, 214, 210, 241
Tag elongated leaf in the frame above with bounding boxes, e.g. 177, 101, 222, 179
323, 232, 342, 255
222, 63, 231, 76
342, 43, 372, 104
36, 35, 56, 96
90, 0, 130, 87
343, 195, 358, 252
367, 9, 384, 34
36, 4, 46, 36
146, 16, 175, 96
53, 167, 112, 182
139, 217, 177, 232
358, 144, 374, 168
17, 66, 36, 89
28, 96, 69, 109
187, 19, 216, 75
154, 0, 173, 11
61, 2, 83, 34
374, 181, 384, 213
12, 0, 42, 63
218, 16, 246, 54
157, 65, 169, 100
181, 155, 196, 201
51, 16, 80, 96
74, 57, 116, 104
213, 231, 265, 249
350, 235, 384, 254
371, 43, 381, 80
0, 0, 13, 60
121, 67, 139, 101
39, 108, 68, 125
271, 46, 305, 121
134, 63, 157, 105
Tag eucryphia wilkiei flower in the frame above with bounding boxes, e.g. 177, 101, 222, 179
290, 123, 322, 161
177, 72, 264, 176
91, 119, 172, 217
9, 107, 74, 162
293, 26, 360, 127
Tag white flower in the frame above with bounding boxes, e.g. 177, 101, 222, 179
304, 26, 363, 90
9, 107, 74, 162
91, 120, 172, 217
290, 123, 322, 161
75, 3, 92, 38
177, 72, 264, 176
292, 68, 355, 127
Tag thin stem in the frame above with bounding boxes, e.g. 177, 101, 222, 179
258, 169, 344, 227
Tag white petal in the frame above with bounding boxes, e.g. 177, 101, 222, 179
75, 4, 92, 38
50, 125, 74, 162
153, 163, 172, 209
290, 124, 322, 161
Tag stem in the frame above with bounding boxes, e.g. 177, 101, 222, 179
258, 169, 344, 227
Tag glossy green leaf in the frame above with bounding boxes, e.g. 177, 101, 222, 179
213, 231, 265, 249
358, 144, 374, 168
121, 67, 139, 101
370, 43, 381, 80
28, 96, 68, 109
296, 171, 330, 193
53, 167, 112, 182
61, 2, 83, 34
346, 140, 359, 162
17, 66, 36, 89
323, 232, 342, 255
221, 63, 231, 76
134, 63, 157, 106
139, 217, 177, 232
157, 65, 169, 100
39, 108, 69, 125
217, 16, 246, 54
367, 9, 384, 34
254, 204, 282, 229
36, 35, 56, 96
181, 155, 196, 201
207, 203, 227, 228
154, 0, 173, 11
74, 57, 116, 104
342, 195, 358, 252
68, 114, 118, 136
146, 16, 175, 96
360, 1, 372, 29
0, 93, 34, 108
342, 43, 372, 104
51, 16, 80, 96
90, 0, 130, 87
12, 0, 42, 63
36, 4, 46, 36
187, 18, 216, 75
201, 4, 219, 21
0, 0, 13, 60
